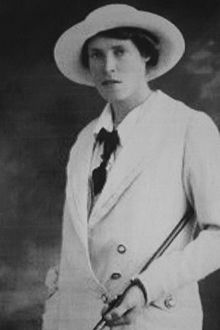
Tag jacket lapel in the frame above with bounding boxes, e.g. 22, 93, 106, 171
67, 123, 96, 247
89, 91, 168, 225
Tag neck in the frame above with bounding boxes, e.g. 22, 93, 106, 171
111, 85, 152, 127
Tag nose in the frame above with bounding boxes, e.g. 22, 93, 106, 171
104, 54, 116, 73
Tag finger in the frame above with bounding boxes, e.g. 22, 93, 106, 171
101, 304, 109, 316
112, 286, 140, 316
104, 300, 133, 325
103, 285, 145, 327
111, 303, 131, 320
104, 310, 132, 327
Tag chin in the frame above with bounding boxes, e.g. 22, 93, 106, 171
100, 90, 128, 103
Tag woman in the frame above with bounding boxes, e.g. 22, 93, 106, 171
42, 4, 220, 330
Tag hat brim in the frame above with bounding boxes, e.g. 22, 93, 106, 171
54, 5, 185, 86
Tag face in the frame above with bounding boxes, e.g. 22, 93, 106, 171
87, 37, 149, 106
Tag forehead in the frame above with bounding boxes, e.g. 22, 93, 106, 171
87, 36, 137, 52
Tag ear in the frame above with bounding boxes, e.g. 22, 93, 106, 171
144, 56, 150, 64
144, 57, 151, 79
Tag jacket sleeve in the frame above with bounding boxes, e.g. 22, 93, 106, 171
137, 111, 220, 303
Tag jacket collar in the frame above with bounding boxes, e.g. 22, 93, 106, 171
89, 90, 162, 226
67, 90, 170, 241
93, 93, 156, 147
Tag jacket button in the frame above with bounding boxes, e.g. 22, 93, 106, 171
117, 244, 126, 254
101, 294, 108, 303
164, 294, 176, 309
111, 272, 122, 280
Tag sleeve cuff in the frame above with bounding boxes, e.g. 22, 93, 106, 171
130, 277, 148, 304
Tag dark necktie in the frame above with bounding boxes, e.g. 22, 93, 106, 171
92, 128, 120, 196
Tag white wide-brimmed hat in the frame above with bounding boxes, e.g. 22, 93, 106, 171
54, 4, 185, 86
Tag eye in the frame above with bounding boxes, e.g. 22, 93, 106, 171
114, 47, 125, 57
88, 50, 103, 60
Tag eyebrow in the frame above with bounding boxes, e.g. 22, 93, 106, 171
88, 47, 103, 53
89, 44, 126, 52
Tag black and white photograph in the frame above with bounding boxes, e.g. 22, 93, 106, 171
0, 1, 220, 330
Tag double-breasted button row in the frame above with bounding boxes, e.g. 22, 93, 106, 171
117, 244, 126, 254
164, 294, 176, 309
111, 272, 122, 280
109, 244, 127, 281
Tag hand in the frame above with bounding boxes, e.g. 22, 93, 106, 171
102, 284, 146, 327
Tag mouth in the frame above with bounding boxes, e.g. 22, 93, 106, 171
102, 79, 121, 86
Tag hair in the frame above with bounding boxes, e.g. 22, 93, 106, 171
80, 26, 160, 69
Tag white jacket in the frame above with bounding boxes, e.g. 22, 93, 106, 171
42, 91, 220, 330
